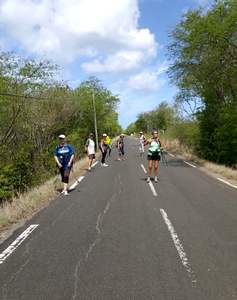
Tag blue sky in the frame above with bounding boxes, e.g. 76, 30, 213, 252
0, 0, 212, 128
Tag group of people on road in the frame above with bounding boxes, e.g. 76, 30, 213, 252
54, 129, 162, 195
54, 132, 126, 195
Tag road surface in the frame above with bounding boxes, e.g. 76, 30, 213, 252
0, 137, 237, 300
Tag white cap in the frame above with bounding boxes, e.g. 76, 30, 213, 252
102, 133, 107, 137
58, 134, 66, 139
140, 131, 143, 134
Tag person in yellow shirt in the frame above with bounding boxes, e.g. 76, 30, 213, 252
106, 135, 112, 156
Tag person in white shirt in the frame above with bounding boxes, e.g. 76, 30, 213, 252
139, 131, 146, 156
85, 133, 96, 171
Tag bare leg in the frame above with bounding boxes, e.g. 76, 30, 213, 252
63, 182, 68, 192
154, 160, 159, 177
148, 160, 153, 177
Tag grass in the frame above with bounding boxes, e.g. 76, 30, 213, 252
162, 138, 237, 181
0, 155, 91, 236
0, 137, 120, 238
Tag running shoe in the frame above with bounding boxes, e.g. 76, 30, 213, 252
146, 177, 151, 183
154, 176, 158, 183
64, 191, 69, 196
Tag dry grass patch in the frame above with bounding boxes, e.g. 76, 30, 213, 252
162, 138, 237, 182
0, 155, 92, 236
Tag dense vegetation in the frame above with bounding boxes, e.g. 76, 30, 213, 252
0, 52, 121, 202
127, 0, 237, 168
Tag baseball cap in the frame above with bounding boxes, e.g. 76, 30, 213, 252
58, 134, 66, 139
102, 133, 107, 137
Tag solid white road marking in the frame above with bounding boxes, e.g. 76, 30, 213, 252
168, 153, 175, 157
160, 209, 196, 283
69, 176, 85, 191
140, 164, 147, 174
148, 181, 158, 197
217, 178, 237, 189
91, 161, 98, 168
0, 225, 39, 264
184, 161, 197, 168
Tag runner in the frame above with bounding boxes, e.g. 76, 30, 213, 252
106, 134, 112, 156
145, 130, 161, 183
139, 131, 146, 156
54, 134, 75, 195
117, 134, 125, 160
100, 133, 109, 167
85, 133, 95, 171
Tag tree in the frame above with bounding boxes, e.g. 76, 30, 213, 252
168, 0, 237, 166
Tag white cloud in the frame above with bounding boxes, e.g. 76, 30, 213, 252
128, 71, 165, 91
82, 50, 145, 73
0, 0, 157, 71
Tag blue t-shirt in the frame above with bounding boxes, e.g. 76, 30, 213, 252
55, 143, 74, 169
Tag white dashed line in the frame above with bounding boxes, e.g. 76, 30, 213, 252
69, 176, 85, 191
0, 225, 39, 264
160, 209, 196, 283
91, 161, 98, 168
140, 164, 147, 174
148, 181, 158, 197
217, 178, 237, 189
168, 153, 175, 157
184, 161, 197, 168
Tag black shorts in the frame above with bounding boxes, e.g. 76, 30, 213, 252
119, 146, 125, 156
59, 167, 71, 183
88, 154, 95, 159
147, 153, 161, 161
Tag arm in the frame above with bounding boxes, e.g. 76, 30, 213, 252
144, 139, 151, 146
54, 155, 62, 168
54, 147, 62, 168
68, 145, 75, 167
68, 154, 75, 167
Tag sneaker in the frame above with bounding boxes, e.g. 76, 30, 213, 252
154, 176, 158, 183
103, 163, 109, 167
88, 167, 91, 171
64, 191, 69, 196
146, 177, 151, 183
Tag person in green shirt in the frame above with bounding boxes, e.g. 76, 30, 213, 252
145, 130, 161, 183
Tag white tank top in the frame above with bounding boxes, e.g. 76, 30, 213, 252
87, 139, 95, 155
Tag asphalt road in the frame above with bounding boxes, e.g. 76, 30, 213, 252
0, 137, 237, 300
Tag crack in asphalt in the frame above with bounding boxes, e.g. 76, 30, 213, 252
1, 243, 31, 300
71, 174, 122, 300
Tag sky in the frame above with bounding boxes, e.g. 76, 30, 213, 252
0, 0, 212, 128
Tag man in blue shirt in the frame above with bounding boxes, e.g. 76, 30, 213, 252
54, 134, 75, 195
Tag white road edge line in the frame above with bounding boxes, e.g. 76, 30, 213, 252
0, 225, 39, 264
160, 209, 196, 283
168, 153, 175, 158
217, 178, 237, 189
91, 161, 98, 168
148, 181, 158, 197
69, 176, 85, 191
184, 161, 197, 168
140, 164, 147, 174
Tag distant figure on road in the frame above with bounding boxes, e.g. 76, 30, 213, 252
85, 133, 96, 171
100, 133, 109, 167
139, 131, 146, 156
106, 135, 112, 156
54, 134, 75, 195
145, 130, 161, 183
117, 134, 125, 160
